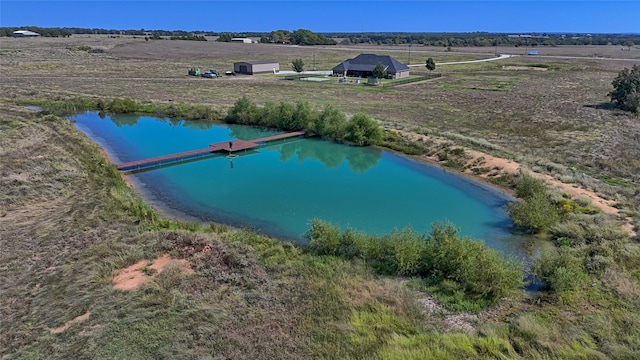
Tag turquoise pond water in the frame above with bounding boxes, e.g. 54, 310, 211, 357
71, 112, 534, 257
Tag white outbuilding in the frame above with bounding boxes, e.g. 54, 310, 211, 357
231, 38, 252, 43
13, 30, 41, 37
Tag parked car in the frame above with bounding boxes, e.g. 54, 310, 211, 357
201, 72, 217, 78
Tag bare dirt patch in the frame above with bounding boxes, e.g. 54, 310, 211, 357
396, 129, 636, 236
112, 254, 193, 291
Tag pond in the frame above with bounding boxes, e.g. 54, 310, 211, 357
71, 112, 533, 258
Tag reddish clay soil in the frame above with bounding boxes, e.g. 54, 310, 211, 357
112, 254, 193, 291
398, 130, 636, 236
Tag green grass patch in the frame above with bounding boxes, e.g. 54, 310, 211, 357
379, 333, 517, 360
19, 97, 224, 121
599, 175, 633, 187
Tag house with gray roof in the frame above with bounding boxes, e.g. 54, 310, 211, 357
332, 54, 410, 79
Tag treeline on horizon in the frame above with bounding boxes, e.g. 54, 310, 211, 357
218, 29, 337, 45
2, 26, 638, 46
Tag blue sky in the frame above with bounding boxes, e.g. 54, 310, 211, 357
1, 1, 638, 33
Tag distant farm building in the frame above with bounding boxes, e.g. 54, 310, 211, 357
231, 38, 252, 44
332, 54, 410, 79
13, 30, 40, 37
233, 61, 279, 75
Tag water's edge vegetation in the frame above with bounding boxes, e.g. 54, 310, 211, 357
307, 219, 524, 312
5, 98, 639, 358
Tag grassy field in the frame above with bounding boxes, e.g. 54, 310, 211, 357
1, 36, 640, 359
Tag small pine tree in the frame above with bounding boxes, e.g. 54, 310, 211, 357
426, 57, 436, 72
292, 58, 304, 73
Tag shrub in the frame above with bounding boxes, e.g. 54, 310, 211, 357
507, 192, 561, 232
312, 105, 347, 140
533, 248, 588, 294
345, 113, 383, 146
337, 227, 372, 259
422, 222, 524, 303
292, 100, 315, 130
506, 173, 560, 232
307, 218, 342, 255
388, 227, 426, 276
514, 173, 546, 200
255, 101, 279, 128
225, 96, 257, 124
224, 98, 383, 147
307, 220, 524, 308
106, 98, 139, 113
609, 64, 640, 114
275, 101, 295, 129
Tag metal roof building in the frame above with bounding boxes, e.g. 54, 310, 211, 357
13, 30, 41, 37
333, 54, 410, 79
231, 38, 252, 43
233, 61, 279, 75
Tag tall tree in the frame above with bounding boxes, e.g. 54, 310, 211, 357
609, 64, 640, 114
372, 62, 387, 79
426, 57, 436, 72
290, 28, 336, 45
269, 30, 291, 44
216, 33, 232, 42
291, 58, 304, 73
623, 40, 634, 51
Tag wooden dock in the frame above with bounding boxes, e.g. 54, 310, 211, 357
252, 131, 306, 144
117, 131, 305, 171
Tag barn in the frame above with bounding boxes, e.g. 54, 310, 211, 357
233, 61, 280, 75
333, 54, 410, 79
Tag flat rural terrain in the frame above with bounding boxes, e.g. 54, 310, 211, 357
2, 36, 639, 183
1, 36, 639, 359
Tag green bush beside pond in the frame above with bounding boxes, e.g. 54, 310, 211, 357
306, 219, 524, 311
225, 96, 383, 146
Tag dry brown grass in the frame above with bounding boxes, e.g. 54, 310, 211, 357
2, 37, 640, 359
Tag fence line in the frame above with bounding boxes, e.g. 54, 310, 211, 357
283, 74, 325, 80
283, 73, 442, 85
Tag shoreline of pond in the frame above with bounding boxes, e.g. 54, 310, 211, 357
79, 117, 517, 232
89, 127, 519, 239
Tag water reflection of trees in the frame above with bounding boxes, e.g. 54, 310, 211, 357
109, 115, 219, 131
109, 114, 140, 127
227, 126, 274, 140
104, 115, 381, 172
180, 119, 219, 131
274, 139, 382, 172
